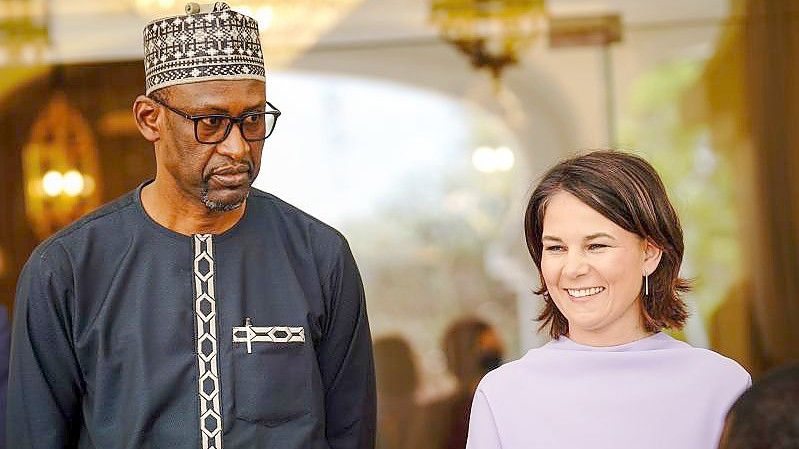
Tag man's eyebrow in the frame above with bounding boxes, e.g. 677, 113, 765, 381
191, 103, 267, 114
242, 102, 268, 112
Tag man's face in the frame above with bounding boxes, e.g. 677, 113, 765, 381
154, 79, 267, 212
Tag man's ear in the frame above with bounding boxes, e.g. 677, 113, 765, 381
642, 239, 663, 276
133, 95, 162, 143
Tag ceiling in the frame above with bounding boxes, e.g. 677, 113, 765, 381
37, 0, 730, 64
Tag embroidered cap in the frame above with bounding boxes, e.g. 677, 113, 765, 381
143, 2, 265, 95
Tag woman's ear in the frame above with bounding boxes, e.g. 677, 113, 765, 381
133, 95, 161, 143
642, 239, 663, 276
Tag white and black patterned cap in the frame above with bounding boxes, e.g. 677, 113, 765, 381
143, 2, 265, 95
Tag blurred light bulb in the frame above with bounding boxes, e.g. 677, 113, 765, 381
63, 170, 85, 197
494, 146, 515, 171
472, 146, 497, 173
42, 171, 63, 197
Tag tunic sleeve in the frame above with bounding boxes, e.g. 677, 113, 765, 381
317, 237, 376, 449
466, 389, 503, 449
8, 247, 84, 449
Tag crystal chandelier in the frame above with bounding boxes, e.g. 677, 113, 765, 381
133, 0, 363, 69
431, 0, 547, 83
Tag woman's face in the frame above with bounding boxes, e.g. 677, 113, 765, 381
540, 191, 662, 345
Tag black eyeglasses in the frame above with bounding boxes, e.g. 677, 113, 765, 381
150, 96, 281, 144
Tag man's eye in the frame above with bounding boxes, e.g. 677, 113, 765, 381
200, 116, 223, 127
244, 114, 263, 124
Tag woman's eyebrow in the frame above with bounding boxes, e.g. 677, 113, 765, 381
584, 232, 616, 241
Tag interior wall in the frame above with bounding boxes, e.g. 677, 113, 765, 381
289, 40, 613, 350
0, 61, 155, 315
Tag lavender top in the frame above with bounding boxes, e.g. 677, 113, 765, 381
466, 332, 750, 449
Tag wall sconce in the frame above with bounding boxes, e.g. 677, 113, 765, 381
22, 92, 102, 240
40, 169, 95, 197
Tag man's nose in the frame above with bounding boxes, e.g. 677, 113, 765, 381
216, 122, 249, 160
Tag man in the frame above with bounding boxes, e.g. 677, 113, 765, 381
719, 363, 799, 449
8, 3, 375, 448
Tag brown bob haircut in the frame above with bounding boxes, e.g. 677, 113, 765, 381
524, 150, 690, 339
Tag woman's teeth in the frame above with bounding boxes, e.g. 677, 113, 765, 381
566, 287, 605, 298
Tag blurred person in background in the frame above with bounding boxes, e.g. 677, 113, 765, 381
421, 318, 503, 449
466, 150, 750, 449
374, 336, 424, 449
718, 363, 799, 449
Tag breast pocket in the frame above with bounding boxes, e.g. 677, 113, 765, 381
232, 330, 311, 426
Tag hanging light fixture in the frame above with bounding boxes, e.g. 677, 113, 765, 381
0, 0, 49, 66
133, 0, 364, 69
431, 0, 547, 84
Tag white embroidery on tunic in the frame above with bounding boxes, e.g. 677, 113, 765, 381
194, 234, 223, 449
232, 317, 305, 353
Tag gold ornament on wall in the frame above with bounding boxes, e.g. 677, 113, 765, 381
22, 92, 102, 240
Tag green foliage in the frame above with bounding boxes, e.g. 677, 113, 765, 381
618, 60, 742, 320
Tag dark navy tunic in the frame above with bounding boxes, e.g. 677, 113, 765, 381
8, 183, 376, 449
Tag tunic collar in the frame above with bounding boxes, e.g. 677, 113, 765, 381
134, 179, 253, 241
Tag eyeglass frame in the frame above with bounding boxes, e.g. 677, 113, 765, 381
149, 96, 281, 144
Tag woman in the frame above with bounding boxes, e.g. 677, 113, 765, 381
466, 151, 750, 449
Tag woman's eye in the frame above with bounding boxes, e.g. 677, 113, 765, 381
587, 243, 608, 250
544, 245, 565, 252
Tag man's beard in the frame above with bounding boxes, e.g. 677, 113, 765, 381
200, 181, 251, 212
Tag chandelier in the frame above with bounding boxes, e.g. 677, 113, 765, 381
431, 0, 547, 83
0, 0, 49, 65
133, 0, 363, 69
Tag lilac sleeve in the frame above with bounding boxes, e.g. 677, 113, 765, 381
466, 389, 503, 449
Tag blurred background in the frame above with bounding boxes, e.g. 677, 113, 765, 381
0, 0, 797, 447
